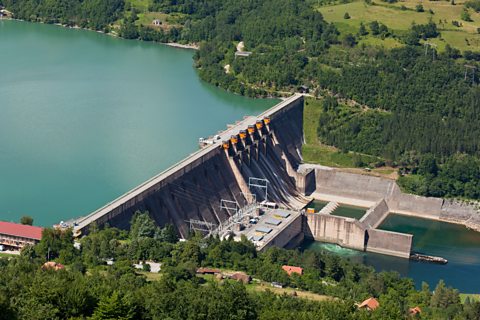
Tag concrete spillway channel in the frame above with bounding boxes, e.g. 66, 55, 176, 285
72, 95, 309, 238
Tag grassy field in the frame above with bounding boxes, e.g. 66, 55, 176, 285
126, 0, 151, 12
0, 252, 18, 258
137, 270, 163, 281
317, 0, 480, 51
460, 293, 480, 303
246, 282, 333, 301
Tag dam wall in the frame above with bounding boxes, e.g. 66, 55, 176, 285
360, 199, 390, 229
312, 166, 393, 207
260, 213, 303, 251
310, 165, 480, 230
304, 213, 366, 251
387, 188, 442, 219
74, 95, 307, 238
365, 229, 412, 258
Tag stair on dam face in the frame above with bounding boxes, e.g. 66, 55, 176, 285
319, 202, 339, 215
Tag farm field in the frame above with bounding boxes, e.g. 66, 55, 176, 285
317, 0, 480, 51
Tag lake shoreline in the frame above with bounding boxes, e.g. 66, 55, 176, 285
4, 17, 200, 50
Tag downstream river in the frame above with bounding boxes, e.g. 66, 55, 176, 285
0, 20, 276, 226
303, 202, 480, 293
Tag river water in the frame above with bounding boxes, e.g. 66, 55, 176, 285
303, 201, 480, 293
0, 20, 276, 226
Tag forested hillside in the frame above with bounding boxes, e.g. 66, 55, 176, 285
2, 0, 124, 29
1, 212, 478, 320
2, 0, 479, 199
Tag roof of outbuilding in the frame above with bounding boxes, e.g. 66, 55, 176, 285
0, 221, 43, 240
358, 297, 380, 310
282, 265, 303, 275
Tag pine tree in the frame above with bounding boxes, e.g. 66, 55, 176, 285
90, 292, 135, 320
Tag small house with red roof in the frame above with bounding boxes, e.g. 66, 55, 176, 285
42, 261, 65, 271
358, 297, 380, 311
0, 221, 43, 250
229, 272, 251, 284
282, 265, 303, 276
409, 306, 422, 315
196, 267, 221, 275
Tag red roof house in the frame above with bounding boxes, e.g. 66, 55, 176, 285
196, 268, 221, 275
282, 265, 303, 276
358, 297, 380, 311
0, 221, 43, 240
229, 272, 251, 284
42, 261, 65, 271
409, 306, 422, 315
0, 221, 43, 250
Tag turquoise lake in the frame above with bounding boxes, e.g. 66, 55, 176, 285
0, 20, 276, 226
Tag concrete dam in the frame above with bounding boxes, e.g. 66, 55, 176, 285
73, 94, 480, 259
74, 95, 310, 238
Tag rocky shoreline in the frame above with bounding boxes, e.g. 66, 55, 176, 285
440, 199, 480, 232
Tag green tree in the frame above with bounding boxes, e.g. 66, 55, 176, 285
344, 12, 351, 19
416, 4, 424, 12
369, 20, 380, 35
160, 224, 178, 243
90, 291, 135, 320
130, 211, 160, 240
461, 8, 473, 21
35, 228, 77, 263
342, 33, 357, 47
418, 154, 438, 176
430, 280, 460, 309
358, 22, 368, 36
20, 215, 33, 226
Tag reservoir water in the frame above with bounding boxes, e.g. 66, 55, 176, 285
303, 201, 480, 293
0, 20, 276, 226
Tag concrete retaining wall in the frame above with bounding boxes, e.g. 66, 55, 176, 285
296, 167, 316, 196
305, 213, 366, 251
365, 229, 412, 258
388, 187, 442, 219
314, 168, 394, 204
360, 199, 390, 229
311, 166, 446, 221
261, 214, 303, 250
